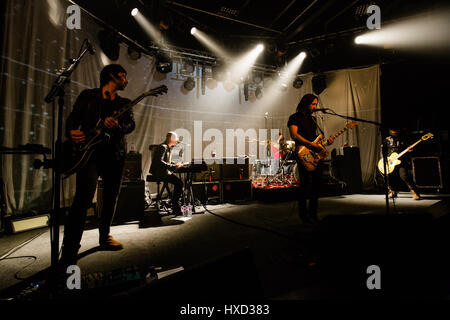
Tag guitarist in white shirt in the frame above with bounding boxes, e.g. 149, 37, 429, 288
382, 128, 420, 200
287, 94, 334, 224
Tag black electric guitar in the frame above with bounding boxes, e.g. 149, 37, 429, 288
62, 85, 168, 178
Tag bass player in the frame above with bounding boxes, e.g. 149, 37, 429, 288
60, 64, 135, 266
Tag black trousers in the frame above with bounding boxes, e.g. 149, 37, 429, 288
164, 173, 183, 207
61, 151, 124, 264
388, 165, 418, 192
296, 161, 323, 222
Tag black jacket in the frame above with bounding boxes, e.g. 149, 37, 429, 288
149, 143, 177, 178
65, 88, 135, 160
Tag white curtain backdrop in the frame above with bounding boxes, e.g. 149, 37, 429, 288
1, 0, 381, 215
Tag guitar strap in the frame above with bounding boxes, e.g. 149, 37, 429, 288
311, 115, 324, 137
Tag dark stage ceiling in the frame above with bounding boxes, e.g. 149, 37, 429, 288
73, 0, 449, 72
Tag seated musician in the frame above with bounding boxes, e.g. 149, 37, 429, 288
150, 132, 184, 215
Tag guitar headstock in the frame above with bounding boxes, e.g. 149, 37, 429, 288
421, 132, 434, 141
144, 85, 168, 98
346, 121, 359, 129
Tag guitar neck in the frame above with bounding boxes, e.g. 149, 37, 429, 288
396, 139, 423, 159
112, 93, 148, 121
323, 127, 349, 146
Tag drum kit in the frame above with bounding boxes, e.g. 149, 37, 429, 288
249, 139, 299, 187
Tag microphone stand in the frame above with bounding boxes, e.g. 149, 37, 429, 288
44, 43, 92, 295
320, 109, 391, 215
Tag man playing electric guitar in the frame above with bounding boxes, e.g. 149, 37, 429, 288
287, 94, 334, 224
381, 128, 420, 200
61, 64, 135, 266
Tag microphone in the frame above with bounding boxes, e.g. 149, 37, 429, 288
311, 108, 329, 113
86, 39, 95, 55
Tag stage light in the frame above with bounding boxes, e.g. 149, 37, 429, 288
251, 72, 263, 85
255, 87, 263, 99
211, 65, 224, 81
132, 8, 167, 47
293, 76, 303, 88
228, 44, 265, 83
182, 60, 195, 74
131, 8, 138, 16
127, 46, 141, 60
155, 54, 173, 73
354, 10, 450, 49
256, 44, 264, 53
183, 77, 195, 91
190, 27, 231, 59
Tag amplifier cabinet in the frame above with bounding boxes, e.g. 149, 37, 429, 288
412, 156, 443, 188
123, 151, 142, 181
222, 157, 250, 181
194, 159, 222, 182
97, 180, 145, 224
222, 180, 252, 202
192, 181, 223, 204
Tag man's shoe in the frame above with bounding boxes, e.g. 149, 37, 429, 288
411, 190, 420, 200
388, 190, 397, 199
99, 235, 124, 251
172, 205, 182, 216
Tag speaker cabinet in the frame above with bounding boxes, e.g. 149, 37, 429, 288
192, 181, 222, 204
222, 157, 249, 180
412, 156, 443, 188
123, 151, 142, 181
97, 180, 145, 224
223, 180, 252, 202
194, 160, 222, 182
331, 146, 362, 194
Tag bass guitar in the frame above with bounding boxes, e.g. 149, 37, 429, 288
62, 85, 168, 178
377, 132, 433, 175
297, 121, 359, 171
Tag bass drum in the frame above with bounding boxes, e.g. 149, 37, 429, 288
282, 160, 300, 184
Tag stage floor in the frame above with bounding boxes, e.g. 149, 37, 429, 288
0, 192, 449, 300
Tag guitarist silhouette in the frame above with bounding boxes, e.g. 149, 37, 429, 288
288, 93, 335, 224
61, 64, 140, 266
381, 128, 420, 200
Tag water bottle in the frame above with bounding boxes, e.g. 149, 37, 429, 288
187, 204, 193, 217
182, 204, 188, 217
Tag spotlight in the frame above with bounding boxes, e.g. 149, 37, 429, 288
354, 36, 362, 44
255, 87, 263, 99
299, 52, 307, 59
131, 8, 139, 16
251, 72, 263, 85
293, 76, 303, 88
256, 44, 264, 53
155, 54, 173, 73
211, 65, 224, 81
183, 77, 195, 91
190, 27, 197, 35
182, 60, 195, 74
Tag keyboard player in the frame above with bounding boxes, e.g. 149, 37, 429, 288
150, 132, 184, 215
